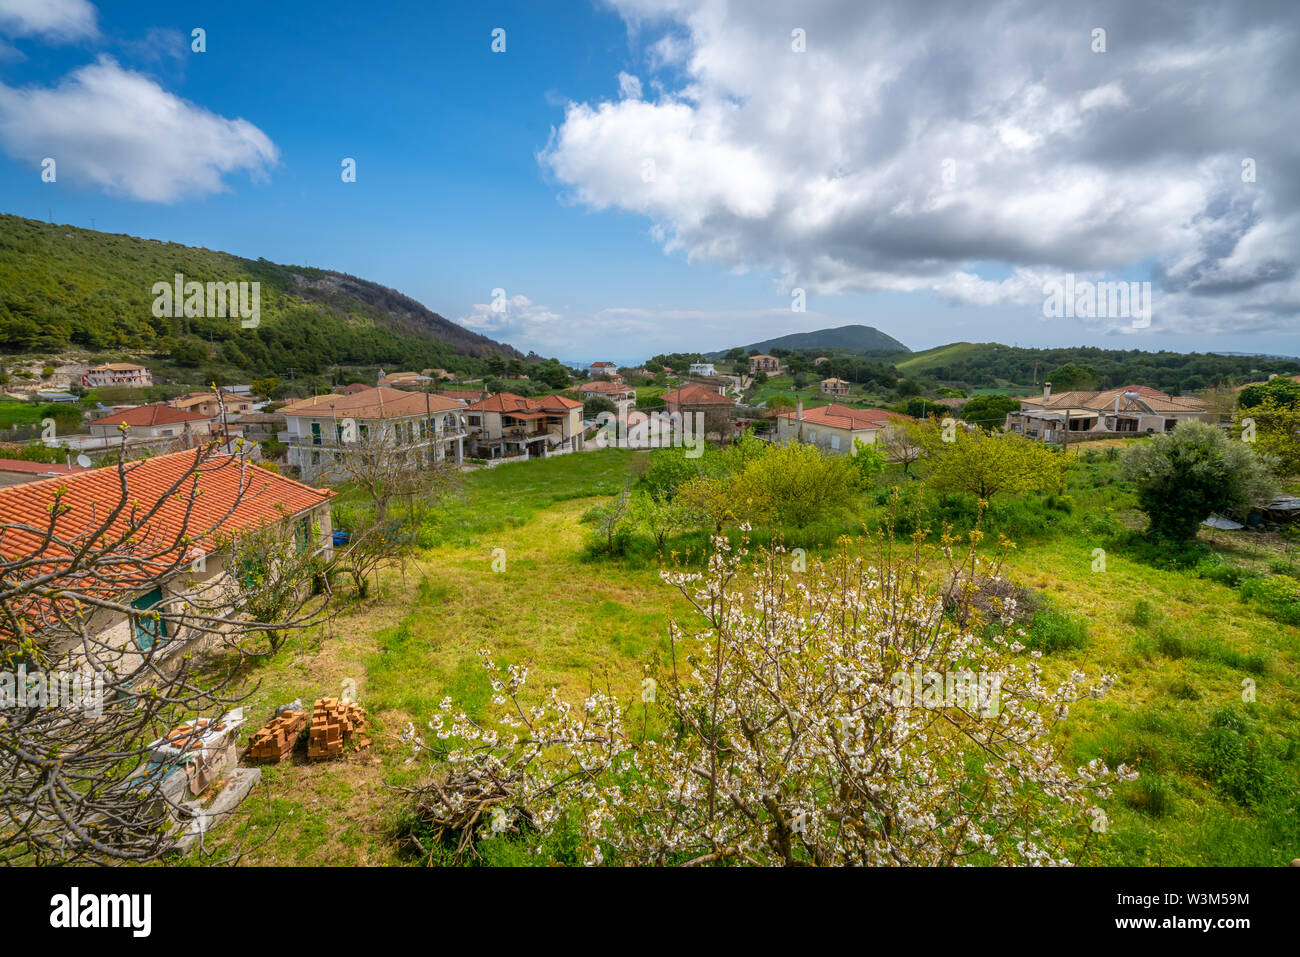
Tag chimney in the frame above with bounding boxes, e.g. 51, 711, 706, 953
796, 398, 804, 421
1042, 381, 1052, 401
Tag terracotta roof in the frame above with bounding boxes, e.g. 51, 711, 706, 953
463, 392, 581, 414
579, 381, 632, 394
0, 449, 332, 633
590, 361, 617, 368
776, 404, 902, 431
663, 384, 734, 406
89, 404, 210, 427
0, 459, 89, 476
1019, 385, 1207, 414
340, 383, 374, 394
279, 386, 462, 420
88, 363, 148, 372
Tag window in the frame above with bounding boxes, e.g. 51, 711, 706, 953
311, 422, 322, 445
131, 587, 167, 651
830, 434, 841, 451
336, 423, 345, 443
359, 423, 369, 440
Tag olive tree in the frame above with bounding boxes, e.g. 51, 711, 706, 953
1121, 419, 1275, 541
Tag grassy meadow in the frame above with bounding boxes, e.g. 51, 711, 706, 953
186, 444, 1300, 867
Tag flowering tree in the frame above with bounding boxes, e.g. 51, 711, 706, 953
400, 514, 1132, 866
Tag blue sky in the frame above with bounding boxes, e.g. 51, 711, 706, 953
1, 0, 1296, 364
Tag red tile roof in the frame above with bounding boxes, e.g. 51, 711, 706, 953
663, 384, 734, 406
279, 386, 462, 419
89, 404, 210, 427
463, 392, 582, 414
0, 448, 333, 632
579, 381, 631, 394
775, 403, 902, 430
0, 459, 89, 476
340, 383, 374, 394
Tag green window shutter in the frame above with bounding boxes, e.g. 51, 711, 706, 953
131, 586, 167, 651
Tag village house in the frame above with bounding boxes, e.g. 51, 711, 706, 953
662, 383, 736, 438
0, 448, 333, 672
588, 361, 619, 380
378, 370, 433, 390
279, 386, 467, 482
773, 402, 907, 456
168, 390, 256, 419
437, 388, 489, 406
231, 411, 285, 445
749, 354, 781, 374
688, 362, 717, 377
578, 380, 637, 411
88, 404, 214, 445
339, 382, 375, 395
1005, 383, 1214, 443
461, 393, 585, 460
821, 377, 852, 397
80, 363, 153, 388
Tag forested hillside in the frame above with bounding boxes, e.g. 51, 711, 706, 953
0, 214, 520, 377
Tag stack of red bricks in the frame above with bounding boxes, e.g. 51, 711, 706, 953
246, 709, 307, 764
306, 698, 370, 761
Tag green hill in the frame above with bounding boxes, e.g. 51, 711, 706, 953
894, 341, 981, 374
0, 214, 520, 378
712, 324, 910, 357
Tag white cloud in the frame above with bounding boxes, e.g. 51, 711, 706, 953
617, 71, 643, 100
0, 56, 278, 202
0, 0, 97, 42
540, 0, 1300, 335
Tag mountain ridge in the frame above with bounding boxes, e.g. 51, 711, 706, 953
707, 324, 910, 358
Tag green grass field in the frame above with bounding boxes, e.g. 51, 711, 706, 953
185, 447, 1300, 866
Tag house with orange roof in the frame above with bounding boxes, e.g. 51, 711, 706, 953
578, 380, 637, 409
279, 386, 468, 482
80, 362, 153, 388
1005, 382, 1214, 444
773, 401, 908, 455
820, 377, 851, 397
88, 403, 214, 445
462, 392, 585, 461
748, 354, 781, 374
0, 447, 333, 667
168, 390, 255, 419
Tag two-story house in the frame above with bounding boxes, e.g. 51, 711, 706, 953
461, 393, 584, 460
279, 386, 467, 483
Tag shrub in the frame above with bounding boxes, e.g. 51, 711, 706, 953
1023, 604, 1090, 653
1130, 598, 1157, 627
1238, 574, 1300, 625
1199, 709, 1281, 808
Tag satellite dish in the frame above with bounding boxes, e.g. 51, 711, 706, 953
76, 454, 92, 468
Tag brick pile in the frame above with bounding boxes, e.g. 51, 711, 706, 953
306, 698, 370, 761
246, 709, 307, 764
